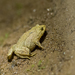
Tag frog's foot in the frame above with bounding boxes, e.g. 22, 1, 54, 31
7, 48, 14, 60
30, 53, 36, 57
7, 44, 16, 60
14, 47, 31, 59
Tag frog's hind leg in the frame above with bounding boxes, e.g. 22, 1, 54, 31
14, 47, 31, 59
16, 52, 36, 59
16, 54, 30, 59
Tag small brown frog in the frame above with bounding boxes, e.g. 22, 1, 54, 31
7, 24, 46, 60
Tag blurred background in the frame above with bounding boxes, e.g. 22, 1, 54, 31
0, 0, 75, 75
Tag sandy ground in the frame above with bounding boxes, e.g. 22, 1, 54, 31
0, 0, 75, 75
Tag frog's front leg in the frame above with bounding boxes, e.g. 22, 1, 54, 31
34, 40, 44, 49
14, 47, 33, 59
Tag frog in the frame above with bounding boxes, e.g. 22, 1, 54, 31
7, 24, 46, 60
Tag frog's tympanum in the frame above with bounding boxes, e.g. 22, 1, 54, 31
7, 24, 46, 60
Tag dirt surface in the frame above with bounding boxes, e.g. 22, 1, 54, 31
0, 0, 75, 75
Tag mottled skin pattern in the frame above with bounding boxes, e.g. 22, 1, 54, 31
7, 24, 46, 60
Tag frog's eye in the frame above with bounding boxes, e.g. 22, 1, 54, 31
41, 27, 43, 30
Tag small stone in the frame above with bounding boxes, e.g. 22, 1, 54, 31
63, 52, 65, 55
71, 56, 73, 58
33, 9, 36, 12
47, 8, 50, 11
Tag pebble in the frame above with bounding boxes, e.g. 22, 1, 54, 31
33, 9, 36, 12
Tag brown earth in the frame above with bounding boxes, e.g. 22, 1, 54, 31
0, 0, 75, 75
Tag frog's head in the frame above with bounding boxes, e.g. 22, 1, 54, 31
35, 24, 46, 39
36, 24, 46, 32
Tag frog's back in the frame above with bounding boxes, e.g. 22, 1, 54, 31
16, 27, 36, 46
17, 30, 30, 45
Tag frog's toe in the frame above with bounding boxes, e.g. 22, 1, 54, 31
30, 53, 36, 57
